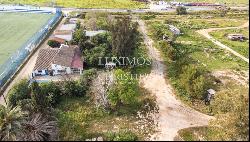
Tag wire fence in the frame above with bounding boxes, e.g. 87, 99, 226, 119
0, 8, 62, 89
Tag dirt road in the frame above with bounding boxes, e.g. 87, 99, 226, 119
196, 21, 249, 63
137, 19, 213, 141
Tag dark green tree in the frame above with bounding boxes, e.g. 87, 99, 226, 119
110, 16, 140, 58
107, 69, 139, 109
7, 79, 31, 107
176, 6, 187, 15
30, 82, 50, 113
0, 105, 25, 141
47, 40, 61, 48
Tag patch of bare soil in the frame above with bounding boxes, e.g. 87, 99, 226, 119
137, 19, 213, 141
212, 70, 249, 86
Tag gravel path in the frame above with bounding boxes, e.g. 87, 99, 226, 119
196, 21, 249, 63
137, 19, 213, 141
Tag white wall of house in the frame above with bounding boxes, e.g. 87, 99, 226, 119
51, 64, 71, 75
32, 69, 47, 77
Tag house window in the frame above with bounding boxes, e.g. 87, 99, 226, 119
38, 70, 43, 73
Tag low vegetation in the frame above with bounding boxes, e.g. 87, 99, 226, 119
145, 10, 249, 141
174, 0, 249, 5
210, 28, 249, 58
1, 0, 147, 9
177, 82, 249, 141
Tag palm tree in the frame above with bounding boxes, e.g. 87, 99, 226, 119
21, 113, 58, 141
0, 105, 26, 141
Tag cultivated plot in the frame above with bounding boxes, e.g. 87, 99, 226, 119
0, 0, 146, 9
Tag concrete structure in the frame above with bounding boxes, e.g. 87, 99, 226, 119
59, 24, 76, 31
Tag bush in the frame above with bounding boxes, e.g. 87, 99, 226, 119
210, 84, 249, 140
105, 130, 138, 141
47, 40, 61, 48
179, 65, 207, 100
158, 41, 176, 61
40, 82, 62, 106
141, 14, 156, 20
7, 79, 31, 107
107, 69, 139, 109
84, 45, 107, 67
62, 80, 87, 97
176, 6, 187, 15
30, 82, 52, 113
80, 69, 97, 87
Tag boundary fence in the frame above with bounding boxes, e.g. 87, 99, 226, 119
0, 8, 62, 90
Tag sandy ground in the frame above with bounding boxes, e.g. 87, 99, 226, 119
137, 19, 213, 141
196, 21, 249, 63
0, 18, 65, 105
212, 70, 249, 86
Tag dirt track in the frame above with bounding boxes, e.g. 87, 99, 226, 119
196, 21, 249, 63
137, 19, 213, 141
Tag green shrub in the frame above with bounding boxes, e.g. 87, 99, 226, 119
158, 41, 176, 61
141, 14, 156, 20
179, 65, 207, 100
105, 130, 138, 141
176, 6, 187, 15
47, 40, 61, 48
30, 82, 51, 113
62, 80, 87, 97
80, 69, 97, 87
84, 45, 107, 67
107, 69, 139, 109
40, 82, 62, 106
7, 79, 31, 107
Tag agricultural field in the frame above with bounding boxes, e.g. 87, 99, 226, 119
166, 0, 249, 5
210, 28, 249, 58
0, 0, 146, 9
0, 12, 53, 66
145, 13, 249, 71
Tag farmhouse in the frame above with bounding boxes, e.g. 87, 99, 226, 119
227, 34, 246, 41
32, 46, 83, 77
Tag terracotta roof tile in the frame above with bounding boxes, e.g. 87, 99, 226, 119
34, 46, 83, 71
34, 49, 60, 71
